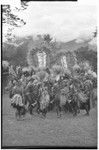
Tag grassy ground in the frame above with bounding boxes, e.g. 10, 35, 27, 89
2, 94, 97, 147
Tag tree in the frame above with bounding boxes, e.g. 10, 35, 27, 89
93, 27, 97, 38
43, 34, 53, 43
2, 2, 28, 41
2, 2, 28, 27
75, 46, 97, 73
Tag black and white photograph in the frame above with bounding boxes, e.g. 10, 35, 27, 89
1, 0, 97, 148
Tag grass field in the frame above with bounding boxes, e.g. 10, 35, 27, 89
2, 94, 97, 147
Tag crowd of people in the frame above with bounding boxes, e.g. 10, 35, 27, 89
4, 62, 97, 119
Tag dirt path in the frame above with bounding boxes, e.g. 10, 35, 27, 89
2, 94, 97, 147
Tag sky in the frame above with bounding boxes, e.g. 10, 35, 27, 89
3, 1, 97, 42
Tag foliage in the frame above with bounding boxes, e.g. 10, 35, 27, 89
3, 37, 29, 66
93, 27, 97, 38
43, 34, 53, 43
36, 70, 49, 82
75, 46, 97, 73
2, 2, 28, 27
73, 64, 80, 71
2, 2, 28, 41
52, 65, 64, 76
3, 33, 97, 73
79, 61, 92, 72
27, 34, 53, 68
